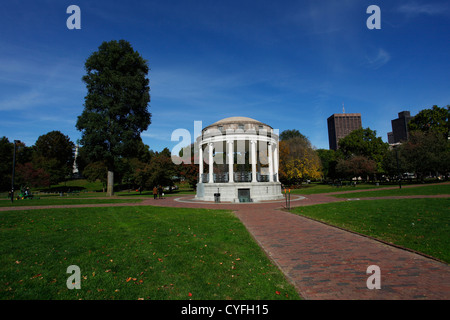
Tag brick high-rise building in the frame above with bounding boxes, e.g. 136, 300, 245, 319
327, 112, 362, 150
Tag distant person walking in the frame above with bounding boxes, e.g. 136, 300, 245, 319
153, 186, 158, 200
158, 185, 163, 199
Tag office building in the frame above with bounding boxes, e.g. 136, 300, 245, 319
327, 112, 362, 150
387, 131, 395, 144
389, 111, 412, 144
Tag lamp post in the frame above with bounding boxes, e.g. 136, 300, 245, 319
10, 140, 19, 203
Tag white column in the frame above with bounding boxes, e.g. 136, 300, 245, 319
198, 143, 203, 182
273, 144, 279, 182
208, 142, 214, 183
268, 142, 274, 182
251, 140, 257, 182
227, 140, 234, 183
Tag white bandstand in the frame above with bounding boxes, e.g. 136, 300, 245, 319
195, 117, 284, 203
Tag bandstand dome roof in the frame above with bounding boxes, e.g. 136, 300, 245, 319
203, 116, 272, 131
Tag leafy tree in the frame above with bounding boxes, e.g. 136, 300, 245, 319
15, 162, 50, 189
382, 147, 407, 179
176, 143, 198, 189
0, 137, 12, 187
382, 106, 449, 181
0, 137, 14, 191
280, 129, 307, 141
124, 157, 150, 190
76, 40, 151, 196
316, 148, 343, 180
147, 148, 176, 188
83, 161, 108, 192
33, 131, 74, 185
336, 155, 377, 181
0, 138, 35, 191
135, 139, 154, 164
278, 133, 322, 185
133, 148, 176, 189
400, 131, 449, 180
281, 156, 322, 184
132, 164, 152, 191
17, 143, 33, 165
338, 127, 388, 176
178, 161, 199, 190
34, 131, 73, 162
120, 140, 154, 190
408, 105, 449, 138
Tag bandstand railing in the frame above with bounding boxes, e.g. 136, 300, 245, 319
214, 173, 229, 183
257, 173, 269, 182
234, 172, 252, 182
201, 172, 277, 183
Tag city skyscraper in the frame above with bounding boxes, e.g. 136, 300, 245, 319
327, 112, 362, 150
387, 111, 413, 144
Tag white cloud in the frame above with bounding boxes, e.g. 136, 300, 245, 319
0, 44, 84, 114
397, 2, 450, 17
141, 130, 172, 142
365, 48, 391, 70
0, 89, 41, 111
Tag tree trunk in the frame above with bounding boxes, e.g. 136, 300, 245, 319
107, 170, 114, 196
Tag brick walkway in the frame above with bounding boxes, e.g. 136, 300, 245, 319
1, 192, 449, 299
232, 198, 450, 300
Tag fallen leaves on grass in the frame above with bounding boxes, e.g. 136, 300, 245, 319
126, 277, 143, 284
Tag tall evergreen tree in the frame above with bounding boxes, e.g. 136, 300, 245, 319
76, 40, 151, 196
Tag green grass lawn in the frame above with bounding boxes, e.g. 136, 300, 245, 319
290, 183, 388, 195
0, 206, 300, 300
0, 198, 143, 207
289, 181, 450, 195
19, 179, 197, 196
331, 183, 450, 198
292, 198, 450, 263
115, 189, 196, 197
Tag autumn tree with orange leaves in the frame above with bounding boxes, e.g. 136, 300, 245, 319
278, 131, 322, 186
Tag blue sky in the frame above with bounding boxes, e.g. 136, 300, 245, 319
1, 0, 449, 153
